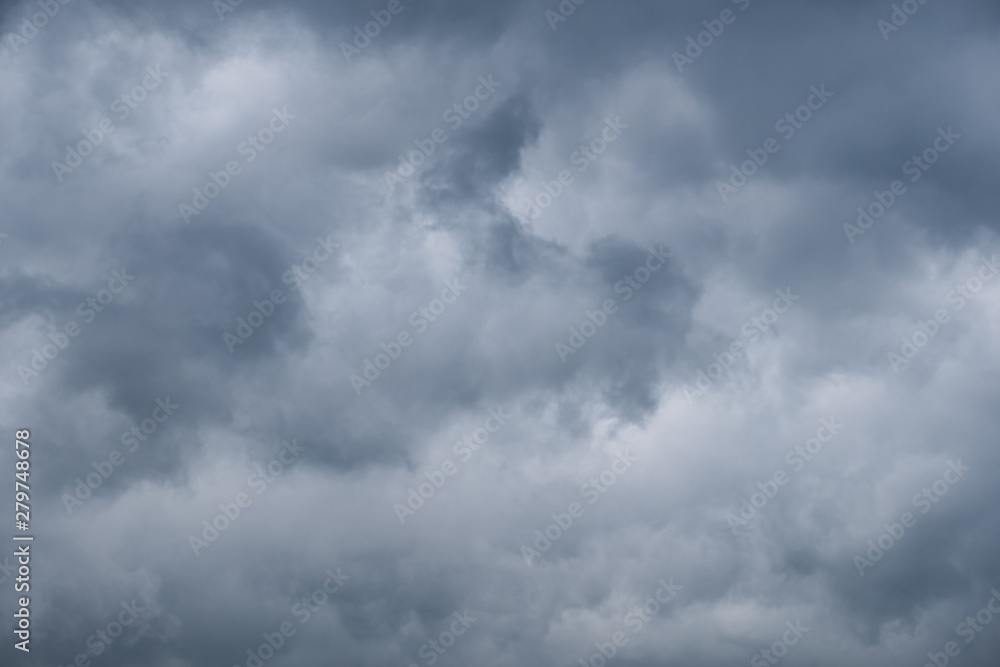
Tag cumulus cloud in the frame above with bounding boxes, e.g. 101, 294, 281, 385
2, 0, 1000, 665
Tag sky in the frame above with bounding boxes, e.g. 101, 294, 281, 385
1, 0, 1000, 666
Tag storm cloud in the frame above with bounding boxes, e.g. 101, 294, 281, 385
2, 0, 1000, 666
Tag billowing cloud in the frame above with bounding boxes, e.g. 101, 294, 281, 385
2, 0, 1000, 665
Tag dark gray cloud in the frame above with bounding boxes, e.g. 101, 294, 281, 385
2, 0, 1000, 666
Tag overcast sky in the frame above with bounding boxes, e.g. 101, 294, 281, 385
2, 0, 1000, 666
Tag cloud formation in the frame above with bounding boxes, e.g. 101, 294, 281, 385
2, 0, 1000, 665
